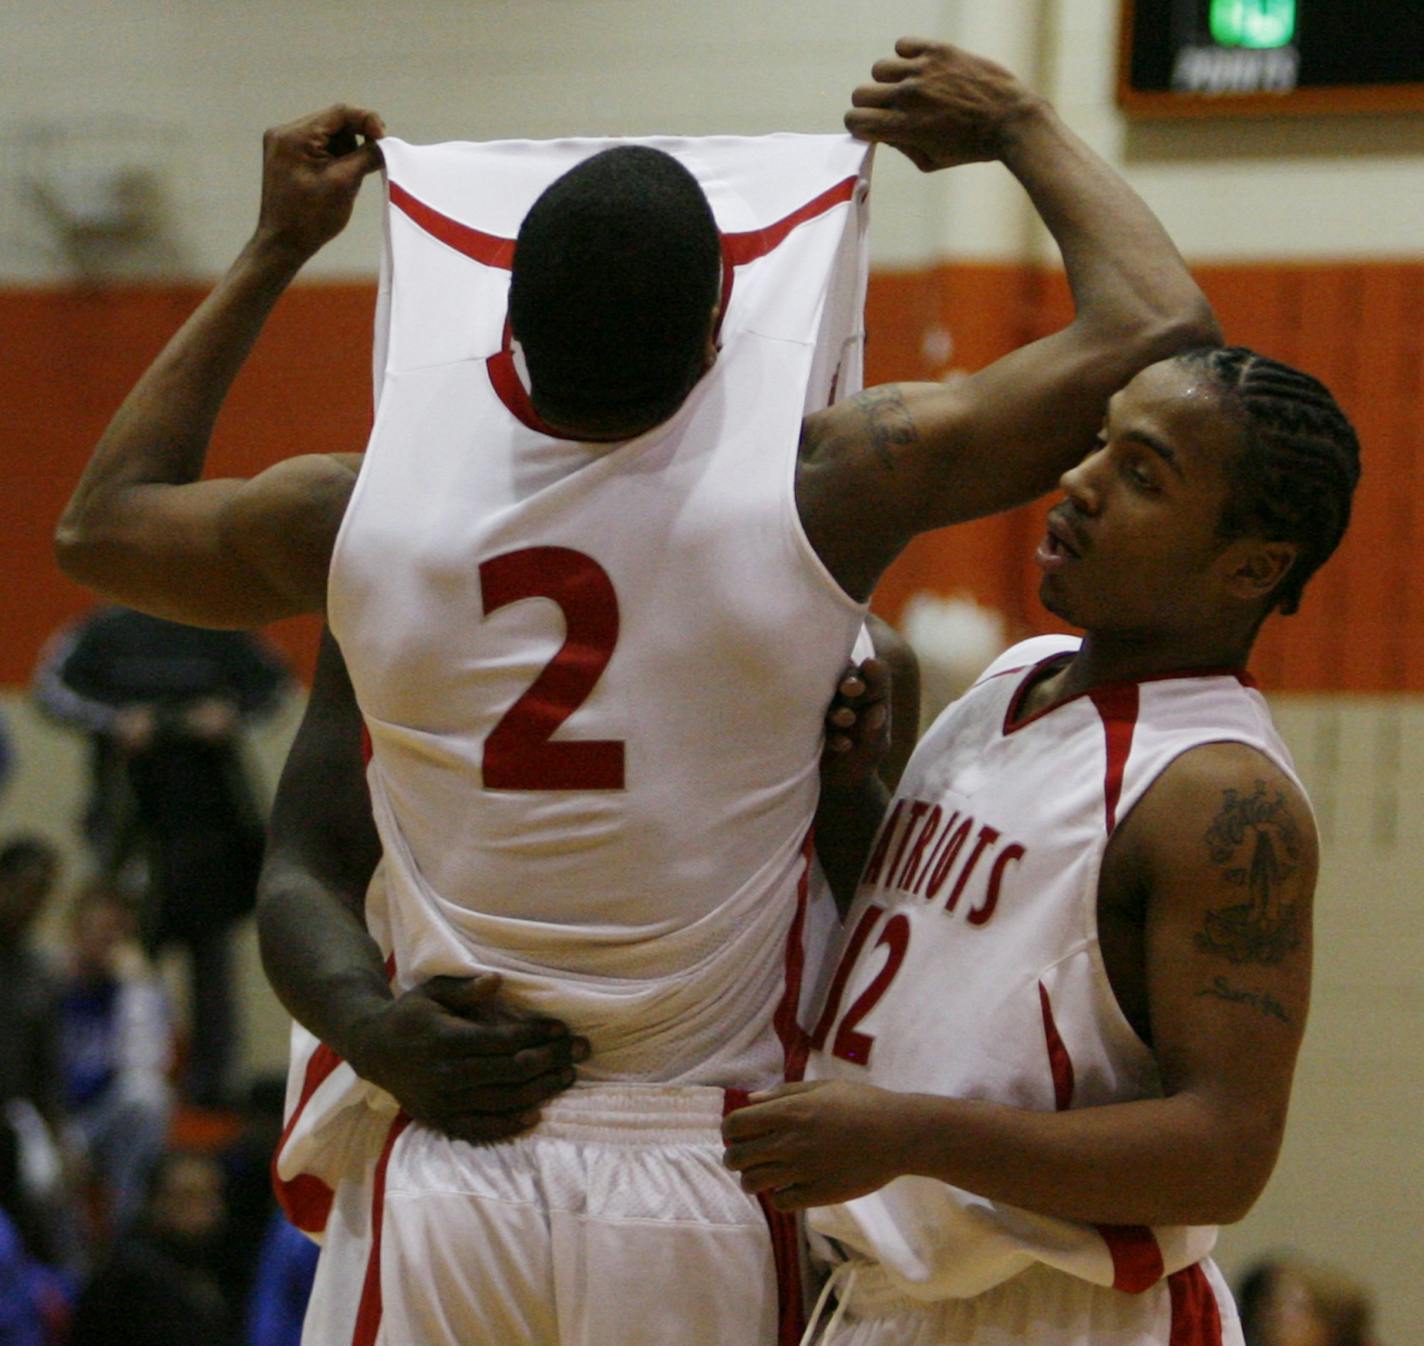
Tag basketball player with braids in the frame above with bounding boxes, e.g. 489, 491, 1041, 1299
724, 347, 1360, 1345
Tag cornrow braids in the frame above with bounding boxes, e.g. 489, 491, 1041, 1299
1177, 346, 1361, 616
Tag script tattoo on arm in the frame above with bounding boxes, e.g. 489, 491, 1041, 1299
1194, 781, 1304, 966
851, 386, 920, 473
1195, 975, 1293, 1025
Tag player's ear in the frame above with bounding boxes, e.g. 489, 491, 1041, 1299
1221, 538, 1297, 604
702, 303, 721, 370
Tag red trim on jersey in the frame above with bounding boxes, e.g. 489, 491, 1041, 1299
386, 175, 859, 435
1095, 1223, 1166, 1294
1003, 654, 1254, 739
271, 1040, 345, 1233
487, 346, 569, 437
1002, 653, 1077, 734
388, 181, 516, 267
716, 175, 860, 329
360, 723, 373, 766
1168, 1264, 1225, 1345
1040, 984, 1166, 1293
724, 1090, 806, 1346
1037, 982, 1075, 1112
775, 831, 817, 1082
350, 1112, 412, 1346
1088, 682, 1141, 835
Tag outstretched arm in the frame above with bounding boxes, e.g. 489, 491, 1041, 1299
799, 40, 1221, 599
727, 744, 1313, 1227
259, 629, 586, 1143
55, 105, 383, 626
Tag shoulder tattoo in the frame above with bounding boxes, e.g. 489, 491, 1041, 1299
852, 387, 919, 472
1194, 781, 1305, 966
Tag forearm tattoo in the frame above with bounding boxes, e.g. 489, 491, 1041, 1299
1194, 782, 1304, 966
852, 387, 919, 472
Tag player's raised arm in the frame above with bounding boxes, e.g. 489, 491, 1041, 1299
55, 105, 383, 627
798, 40, 1222, 600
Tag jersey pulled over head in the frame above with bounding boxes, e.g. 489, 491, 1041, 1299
1179, 346, 1360, 617
508, 146, 723, 438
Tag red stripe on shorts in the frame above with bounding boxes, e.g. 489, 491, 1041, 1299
1168, 1263, 1225, 1345
350, 1112, 412, 1346
270, 1041, 344, 1234
724, 1090, 805, 1346
1095, 1222, 1166, 1294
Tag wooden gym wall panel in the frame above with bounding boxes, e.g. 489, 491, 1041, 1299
3, 260, 1422, 692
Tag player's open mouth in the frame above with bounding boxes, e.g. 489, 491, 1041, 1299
1036, 511, 1085, 571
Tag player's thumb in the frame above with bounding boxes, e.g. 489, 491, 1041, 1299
422, 972, 503, 1014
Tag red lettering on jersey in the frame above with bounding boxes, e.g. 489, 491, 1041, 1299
892, 803, 941, 892
943, 824, 1001, 913
885, 800, 929, 887
808, 904, 884, 1051
911, 808, 956, 895
861, 801, 905, 887
969, 842, 1025, 926
922, 814, 971, 900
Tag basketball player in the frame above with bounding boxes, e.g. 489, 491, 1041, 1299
724, 347, 1361, 1345
56, 38, 1220, 1346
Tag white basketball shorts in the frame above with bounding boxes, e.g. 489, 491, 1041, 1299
806, 1256, 1244, 1346
301, 1083, 802, 1346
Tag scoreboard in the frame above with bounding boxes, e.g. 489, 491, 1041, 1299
1118, 0, 1424, 116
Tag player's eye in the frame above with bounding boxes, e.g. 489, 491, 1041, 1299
1124, 457, 1158, 491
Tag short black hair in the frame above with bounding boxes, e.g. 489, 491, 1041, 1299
1178, 346, 1361, 616
509, 146, 722, 433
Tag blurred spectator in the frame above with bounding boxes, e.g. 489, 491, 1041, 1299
70, 1149, 240, 1346
0, 839, 64, 1131
34, 607, 290, 1105
0, 1116, 73, 1346
1238, 1254, 1379, 1346
0, 838, 83, 1274
218, 1075, 289, 1311
57, 880, 174, 1234
245, 1212, 318, 1346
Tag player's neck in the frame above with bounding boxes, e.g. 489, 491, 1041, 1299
1053, 626, 1255, 703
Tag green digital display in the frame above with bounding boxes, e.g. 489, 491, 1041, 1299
1121, 0, 1424, 114
1210, 0, 1297, 49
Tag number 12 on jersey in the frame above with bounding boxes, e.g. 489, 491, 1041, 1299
807, 904, 910, 1067
479, 546, 626, 791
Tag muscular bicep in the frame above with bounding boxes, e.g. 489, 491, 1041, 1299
56, 453, 355, 628
797, 324, 1152, 600
1127, 743, 1317, 1215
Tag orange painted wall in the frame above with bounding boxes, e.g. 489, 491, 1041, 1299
4, 261, 1421, 690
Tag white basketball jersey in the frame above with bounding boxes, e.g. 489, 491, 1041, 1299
804, 635, 1308, 1301
328, 135, 872, 1089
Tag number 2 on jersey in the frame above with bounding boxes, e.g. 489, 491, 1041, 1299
479, 546, 625, 790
